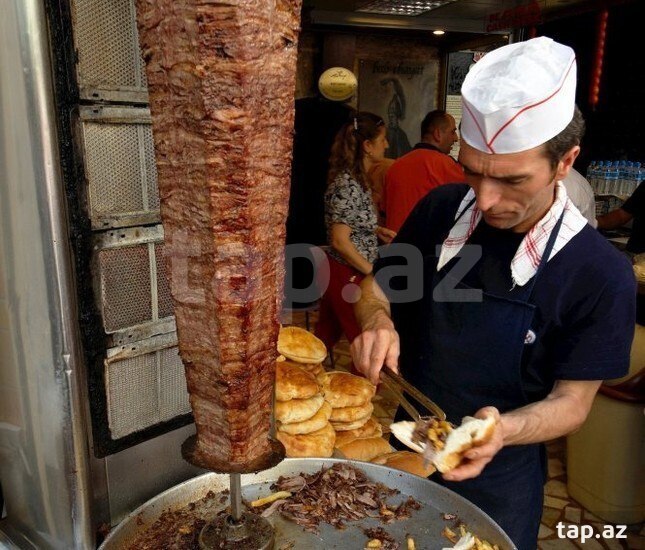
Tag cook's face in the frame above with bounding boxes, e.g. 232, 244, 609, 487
438, 115, 459, 154
458, 140, 578, 233
367, 126, 389, 161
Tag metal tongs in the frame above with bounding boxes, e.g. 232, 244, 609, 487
380, 366, 446, 421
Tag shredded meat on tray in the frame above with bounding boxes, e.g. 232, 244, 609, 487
258, 463, 420, 534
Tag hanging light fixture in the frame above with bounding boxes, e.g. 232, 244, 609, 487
357, 0, 458, 17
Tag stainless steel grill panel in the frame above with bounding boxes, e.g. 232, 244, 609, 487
105, 334, 191, 439
80, 106, 160, 230
99, 246, 152, 332
95, 226, 174, 340
106, 353, 158, 439
70, 0, 148, 101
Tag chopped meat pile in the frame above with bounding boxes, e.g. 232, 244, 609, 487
259, 463, 421, 533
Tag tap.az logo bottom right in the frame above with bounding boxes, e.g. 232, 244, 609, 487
556, 522, 628, 544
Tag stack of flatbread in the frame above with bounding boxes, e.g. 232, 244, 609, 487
321, 371, 391, 461
277, 326, 327, 381
275, 327, 334, 457
274, 360, 335, 457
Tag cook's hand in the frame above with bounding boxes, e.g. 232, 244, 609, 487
350, 315, 400, 385
376, 226, 397, 244
442, 407, 504, 482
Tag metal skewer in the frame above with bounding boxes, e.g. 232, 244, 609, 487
229, 473, 243, 522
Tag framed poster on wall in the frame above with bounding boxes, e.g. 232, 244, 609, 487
358, 59, 438, 159
445, 51, 486, 158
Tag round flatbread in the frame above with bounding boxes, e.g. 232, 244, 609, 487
300, 362, 325, 375
334, 417, 383, 447
278, 326, 327, 364
275, 360, 320, 401
371, 451, 435, 477
321, 371, 376, 408
278, 401, 332, 435
329, 401, 374, 423
276, 422, 336, 458
275, 394, 324, 424
330, 414, 373, 432
335, 436, 391, 462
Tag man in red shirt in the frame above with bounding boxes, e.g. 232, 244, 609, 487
383, 110, 465, 232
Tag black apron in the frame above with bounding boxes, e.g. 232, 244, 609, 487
396, 209, 565, 550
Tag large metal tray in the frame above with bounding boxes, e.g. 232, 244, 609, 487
100, 458, 516, 549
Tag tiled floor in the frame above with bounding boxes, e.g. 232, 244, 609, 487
282, 310, 644, 549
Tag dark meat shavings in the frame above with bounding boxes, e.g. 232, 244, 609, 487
262, 463, 420, 535
363, 527, 400, 550
126, 490, 221, 550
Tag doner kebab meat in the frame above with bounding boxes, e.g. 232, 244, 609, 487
135, 0, 302, 472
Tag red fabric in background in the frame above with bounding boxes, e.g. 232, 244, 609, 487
314, 254, 365, 354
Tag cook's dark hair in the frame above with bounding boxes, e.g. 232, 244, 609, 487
328, 111, 385, 192
543, 105, 585, 169
420, 110, 449, 138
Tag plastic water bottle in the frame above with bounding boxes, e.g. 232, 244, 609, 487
617, 161, 628, 195
597, 161, 608, 194
608, 161, 620, 195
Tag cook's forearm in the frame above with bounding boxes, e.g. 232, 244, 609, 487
500, 380, 601, 446
355, 276, 393, 330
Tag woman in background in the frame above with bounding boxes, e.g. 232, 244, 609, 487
315, 111, 393, 358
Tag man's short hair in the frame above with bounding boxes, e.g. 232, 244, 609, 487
543, 105, 585, 169
421, 110, 449, 138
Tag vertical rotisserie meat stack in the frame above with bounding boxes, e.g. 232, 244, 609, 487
134, 0, 302, 472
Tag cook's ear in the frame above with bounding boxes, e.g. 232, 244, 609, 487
555, 145, 580, 181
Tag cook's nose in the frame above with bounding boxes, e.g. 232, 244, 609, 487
475, 179, 503, 212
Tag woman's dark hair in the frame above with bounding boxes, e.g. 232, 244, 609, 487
543, 105, 585, 169
328, 111, 385, 191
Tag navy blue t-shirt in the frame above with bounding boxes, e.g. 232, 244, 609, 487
375, 184, 636, 402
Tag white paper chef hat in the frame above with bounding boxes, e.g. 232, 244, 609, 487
460, 37, 576, 154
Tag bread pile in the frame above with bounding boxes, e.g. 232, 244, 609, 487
275, 327, 334, 457
274, 326, 391, 462
321, 371, 391, 461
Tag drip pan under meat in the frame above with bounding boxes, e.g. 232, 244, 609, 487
99, 458, 515, 549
